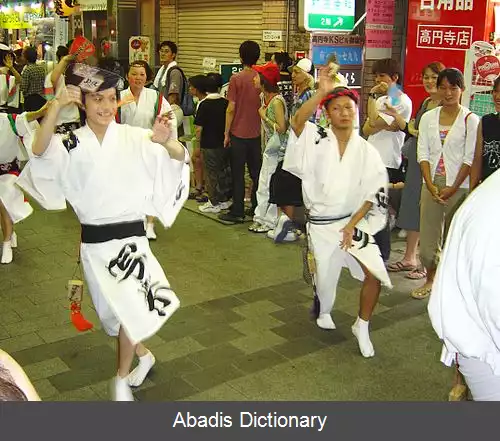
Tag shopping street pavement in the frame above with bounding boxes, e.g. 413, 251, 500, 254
0, 204, 451, 401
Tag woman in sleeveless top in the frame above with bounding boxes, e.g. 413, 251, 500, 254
249, 62, 288, 233
470, 76, 500, 190
389, 62, 444, 280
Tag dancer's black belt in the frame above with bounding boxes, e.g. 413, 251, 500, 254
307, 214, 352, 225
81, 221, 145, 244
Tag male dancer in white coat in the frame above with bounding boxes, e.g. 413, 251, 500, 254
17, 63, 189, 400
283, 72, 392, 358
429, 169, 500, 400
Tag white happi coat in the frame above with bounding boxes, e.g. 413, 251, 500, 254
428, 169, 500, 374
120, 87, 178, 139
0, 72, 19, 109
283, 122, 392, 290
0, 113, 33, 223
17, 121, 190, 344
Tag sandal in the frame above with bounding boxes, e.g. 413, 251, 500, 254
189, 188, 203, 200
387, 261, 417, 272
406, 268, 427, 280
411, 285, 432, 300
248, 222, 261, 232
255, 224, 271, 233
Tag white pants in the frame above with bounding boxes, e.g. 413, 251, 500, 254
309, 221, 392, 315
253, 151, 278, 228
458, 355, 500, 401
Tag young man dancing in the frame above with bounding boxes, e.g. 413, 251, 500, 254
283, 72, 392, 358
17, 63, 189, 400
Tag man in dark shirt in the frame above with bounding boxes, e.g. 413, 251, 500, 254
195, 73, 232, 213
21, 46, 46, 111
219, 40, 262, 223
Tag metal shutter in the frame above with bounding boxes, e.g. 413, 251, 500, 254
177, 0, 263, 77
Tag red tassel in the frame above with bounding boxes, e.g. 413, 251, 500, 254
70, 302, 93, 332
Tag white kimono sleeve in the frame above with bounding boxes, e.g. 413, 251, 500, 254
16, 135, 68, 211
15, 112, 39, 160
140, 134, 189, 228
283, 121, 317, 179
360, 144, 389, 235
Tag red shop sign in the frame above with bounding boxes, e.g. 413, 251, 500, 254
403, 0, 491, 115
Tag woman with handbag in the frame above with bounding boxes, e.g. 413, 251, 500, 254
248, 62, 288, 234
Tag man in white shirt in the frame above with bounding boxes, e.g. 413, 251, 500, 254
362, 59, 412, 263
153, 41, 182, 107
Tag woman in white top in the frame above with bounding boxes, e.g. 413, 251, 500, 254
119, 60, 177, 240
413, 68, 480, 300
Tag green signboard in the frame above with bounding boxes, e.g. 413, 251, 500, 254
220, 63, 243, 85
299, 0, 355, 32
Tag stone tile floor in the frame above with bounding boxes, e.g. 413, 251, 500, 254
0, 206, 451, 401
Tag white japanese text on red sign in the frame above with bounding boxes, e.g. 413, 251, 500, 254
417, 25, 472, 50
420, 0, 473, 11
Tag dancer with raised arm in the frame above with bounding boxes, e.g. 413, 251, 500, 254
283, 71, 392, 358
17, 63, 189, 401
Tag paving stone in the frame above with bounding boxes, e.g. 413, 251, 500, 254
233, 299, 283, 318
272, 336, 329, 360
0, 308, 22, 325
23, 357, 71, 381
198, 296, 245, 311
231, 331, 288, 355
0, 332, 45, 353
183, 364, 244, 391
153, 336, 206, 363
0, 325, 10, 340
231, 349, 287, 374
135, 377, 198, 401
230, 316, 285, 335
50, 366, 114, 393
32, 378, 59, 399
188, 343, 245, 369
50, 386, 103, 402
148, 356, 202, 384
4, 310, 71, 337
191, 324, 245, 347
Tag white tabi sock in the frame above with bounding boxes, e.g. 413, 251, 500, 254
146, 223, 157, 240
352, 317, 375, 358
128, 351, 156, 387
112, 375, 134, 401
1, 241, 12, 264
316, 313, 336, 330
10, 232, 17, 248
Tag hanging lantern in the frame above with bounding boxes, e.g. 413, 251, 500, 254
54, 0, 79, 17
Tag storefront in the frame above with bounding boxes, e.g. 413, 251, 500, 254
177, 0, 264, 77
403, 0, 495, 111
0, 3, 44, 47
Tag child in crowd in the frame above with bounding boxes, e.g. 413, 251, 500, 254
195, 73, 232, 213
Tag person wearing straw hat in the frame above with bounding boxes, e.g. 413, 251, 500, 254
17, 62, 189, 401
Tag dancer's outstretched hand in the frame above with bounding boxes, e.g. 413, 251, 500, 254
151, 114, 172, 144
